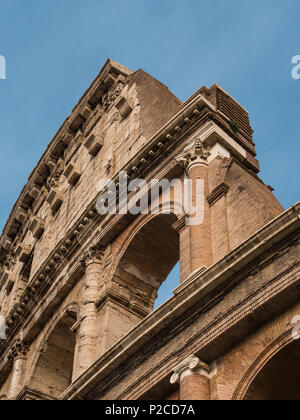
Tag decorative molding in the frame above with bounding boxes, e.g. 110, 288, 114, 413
176, 137, 211, 171
2, 237, 12, 252
233, 330, 294, 400
0, 71, 283, 373
63, 162, 81, 186
0, 85, 239, 272
172, 215, 187, 233
170, 355, 210, 384
80, 246, 105, 267
17, 386, 56, 401
84, 134, 103, 156
207, 182, 230, 206
15, 244, 31, 263
46, 189, 63, 214
28, 217, 45, 240
102, 81, 124, 112
96, 288, 149, 318
116, 96, 133, 119
15, 208, 27, 224
59, 204, 300, 400
8, 339, 29, 361
45, 159, 64, 192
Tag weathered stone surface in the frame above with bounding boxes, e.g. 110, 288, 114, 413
0, 59, 297, 401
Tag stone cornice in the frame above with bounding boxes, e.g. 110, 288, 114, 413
0, 78, 256, 258
181, 83, 255, 146
59, 202, 300, 400
0, 59, 132, 251
16, 386, 56, 401
0, 260, 85, 376
0, 70, 260, 359
0, 150, 182, 359
0, 147, 181, 356
7, 339, 29, 362
0, 99, 281, 361
177, 202, 300, 294
207, 182, 230, 206
96, 289, 149, 318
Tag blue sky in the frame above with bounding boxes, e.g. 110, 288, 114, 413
0, 1, 299, 306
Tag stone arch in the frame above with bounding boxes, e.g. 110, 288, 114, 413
112, 207, 181, 314
28, 302, 79, 399
115, 204, 181, 263
233, 330, 300, 400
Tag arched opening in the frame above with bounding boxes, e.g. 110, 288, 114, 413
154, 262, 180, 309
116, 213, 180, 314
244, 340, 300, 400
30, 310, 77, 399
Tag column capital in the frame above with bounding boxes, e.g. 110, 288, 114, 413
8, 339, 29, 362
176, 138, 211, 173
79, 246, 105, 267
170, 355, 210, 384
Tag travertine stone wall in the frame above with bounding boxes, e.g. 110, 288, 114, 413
82, 229, 300, 401
0, 59, 294, 401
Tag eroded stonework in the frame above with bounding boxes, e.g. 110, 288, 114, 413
0, 59, 298, 400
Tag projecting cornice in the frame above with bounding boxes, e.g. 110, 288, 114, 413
0, 59, 132, 255
0, 61, 260, 355
58, 202, 300, 400
0, 104, 260, 347
0, 84, 257, 266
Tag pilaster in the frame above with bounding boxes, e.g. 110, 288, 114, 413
170, 355, 211, 400
7, 339, 29, 400
74, 247, 104, 379
176, 138, 213, 280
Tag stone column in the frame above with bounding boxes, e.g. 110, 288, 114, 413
170, 355, 211, 400
75, 247, 104, 379
176, 138, 213, 280
8, 339, 29, 400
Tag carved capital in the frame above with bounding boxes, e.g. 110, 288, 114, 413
8, 339, 29, 361
45, 159, 65, 192
80, 246, 105, 267
102, 82, 124, 112
3, 251, 16, 272
176, 138, 211, 172
170, 355, 210, 384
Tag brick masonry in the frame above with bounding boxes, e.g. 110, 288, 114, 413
0, 59, 298, 400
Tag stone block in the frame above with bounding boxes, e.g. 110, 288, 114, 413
46, 189, 63, 213
15, 244, 31, 263
28, 217, 45, 239
2, 237, 12, 251
116, 97, 133, 119
84, 134, 103, 156
15, 208, 27, 224
64, 163, 81, 185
